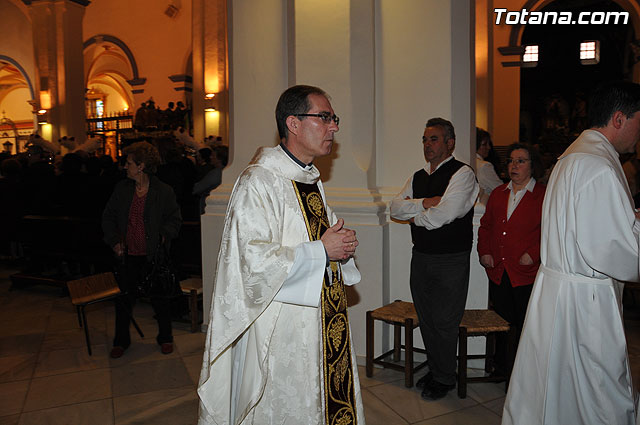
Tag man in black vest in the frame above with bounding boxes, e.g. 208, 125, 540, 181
390, 117, 479, 400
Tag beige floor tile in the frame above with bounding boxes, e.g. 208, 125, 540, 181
0, 414, 20, 425
0, 314, 49, 337
34, 346, 109, 378
0, 354, 37, 383
483, 396, 505, 417
108, 340, 167, 367
0, 334, 44, 357
46, 310, 88, 333
171, 322, 194, 337
182, 354, 203, 385
0, 380, 29, 416
414, 404, 502, 425
367, 380, 477, 423
113, 386, 197, 425
111, 358, 192, 397
0, 293, 55, 313
174, 333, 205, 357
23, 369, 111, 412
18, 399, 113, 425
40, 327, 108, 352
357, 365, 406, 388
361, 388, 409, 425
466, 381, 508, 404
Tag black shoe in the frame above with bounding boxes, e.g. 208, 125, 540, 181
421, 380, 455, 400
416, 372, 433, 389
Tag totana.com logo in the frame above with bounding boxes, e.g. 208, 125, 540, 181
494, 8, 629, 25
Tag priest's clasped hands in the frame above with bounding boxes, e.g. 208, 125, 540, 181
321, 218, 358, 261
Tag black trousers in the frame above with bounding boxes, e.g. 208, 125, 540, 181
489, 272, 533, 371
410, 249, 470, 386
113, 255, 173, 347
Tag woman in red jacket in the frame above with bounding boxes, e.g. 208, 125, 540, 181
478, 143, 545, 374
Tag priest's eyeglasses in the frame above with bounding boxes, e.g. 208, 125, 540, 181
506, 158, 530, 165
294, 112, 340, 125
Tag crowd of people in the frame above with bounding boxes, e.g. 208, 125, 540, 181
0, 134, 228, 259
133, 99, 191, 131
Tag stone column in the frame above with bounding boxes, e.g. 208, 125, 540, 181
192, 0, 228, 144
26, 0, 89, 144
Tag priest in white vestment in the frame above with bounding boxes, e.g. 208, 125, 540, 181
197, 85, 365, 425
503, 81, 640, 425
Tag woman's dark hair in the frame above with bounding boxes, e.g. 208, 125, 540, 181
124, 141, 161, 174
476, 128, 490, 149
507, 143, 544, 180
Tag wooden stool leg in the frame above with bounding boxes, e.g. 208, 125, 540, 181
366, 311, 373, 377
405, 318, 413, 388
190, 289, 198, 333
485, 333, 496, 373
76, 306, 82, 327
391, 323, 400, 361
80, 305, 92, 356
130, 317, 144, 338
457, 326, 467, 398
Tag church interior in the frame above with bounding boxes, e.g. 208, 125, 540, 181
2, 0, 640, 423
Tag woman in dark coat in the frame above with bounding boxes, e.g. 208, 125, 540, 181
102, 141, 182, 358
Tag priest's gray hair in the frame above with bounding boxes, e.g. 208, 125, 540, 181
276, 85, 328, 140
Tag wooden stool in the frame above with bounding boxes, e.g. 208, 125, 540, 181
457, 309, 515, 398
366, 300, 427, 387
180, 277, 203, 332
67, 272, 144, 355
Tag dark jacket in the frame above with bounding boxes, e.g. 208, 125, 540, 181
102, 175, 182, 261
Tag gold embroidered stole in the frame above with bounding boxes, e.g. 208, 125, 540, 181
292, 181, 357, 425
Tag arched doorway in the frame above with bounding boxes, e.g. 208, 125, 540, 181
84, 35, 140, 157
0, 113, 21, 154
0, 58, 36, 149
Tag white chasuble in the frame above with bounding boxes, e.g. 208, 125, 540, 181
197, 145, 365, 425
503, 130, 640, 425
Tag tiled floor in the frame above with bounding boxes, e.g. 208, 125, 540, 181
1, 264, 640, 425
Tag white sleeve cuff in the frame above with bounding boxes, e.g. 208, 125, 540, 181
273, 240, 326, 307
341, 258, 361, 286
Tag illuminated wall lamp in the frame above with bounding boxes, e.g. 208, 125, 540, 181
37, 109, 49, 124
204, 93, 218, 112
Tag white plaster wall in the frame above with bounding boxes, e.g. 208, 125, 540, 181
376, 0, 453, 189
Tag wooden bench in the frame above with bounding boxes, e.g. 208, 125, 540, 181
457, 309, 515, 398
366, 300, 428, 387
